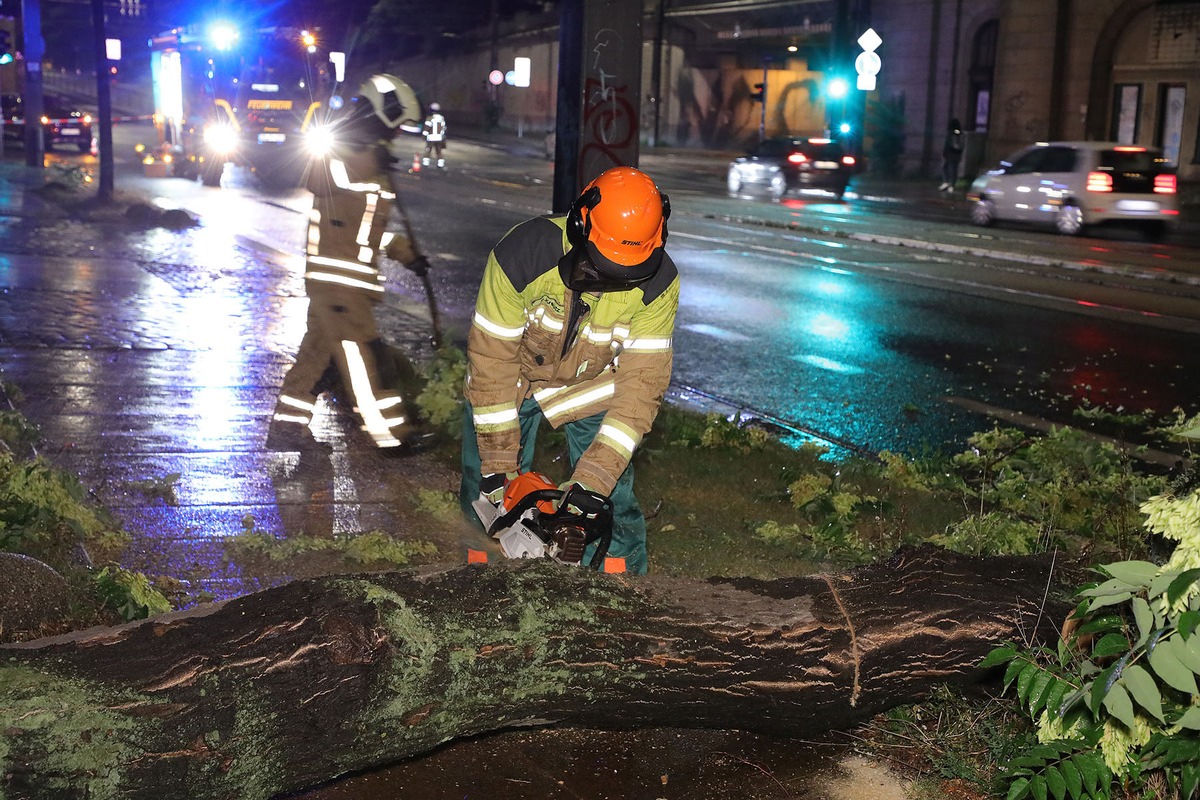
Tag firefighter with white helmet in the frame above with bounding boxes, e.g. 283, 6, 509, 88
269, 74, 432, 453
422, 101, 447, 169
461, 166, 679, 574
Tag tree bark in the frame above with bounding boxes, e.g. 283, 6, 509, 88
0, 546, 1065, 799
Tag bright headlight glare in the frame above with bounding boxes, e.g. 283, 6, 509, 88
305, 126, 335, 156
203, 124, 238, 155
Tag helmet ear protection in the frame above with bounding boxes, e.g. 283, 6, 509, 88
565, 184, 671, 249
565, 186, 602, 248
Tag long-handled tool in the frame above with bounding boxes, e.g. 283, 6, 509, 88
418, 268, 443, 350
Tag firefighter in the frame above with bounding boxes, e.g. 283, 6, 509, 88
422, 102, 447, 169
269, 74, 432, 454
460, 166, 679, 574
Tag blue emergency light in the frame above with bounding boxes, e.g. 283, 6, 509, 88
208, 23, 239, 51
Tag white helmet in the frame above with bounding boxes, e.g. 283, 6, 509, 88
357, 74, 422, 134
429, 102, 441, 112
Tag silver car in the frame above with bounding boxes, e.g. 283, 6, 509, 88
967, 141, 1179, 240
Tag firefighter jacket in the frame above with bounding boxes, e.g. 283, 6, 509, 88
466, 215, 680, 496
423, 113, 447, 143
305, 143, 418, 294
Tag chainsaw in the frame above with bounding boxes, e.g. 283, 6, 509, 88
471, 472, 614, 569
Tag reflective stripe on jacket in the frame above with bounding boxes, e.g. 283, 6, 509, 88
466, 215, 679, 495
305, 147, 398, 294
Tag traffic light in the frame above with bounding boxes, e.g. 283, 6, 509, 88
0, 30, 10, 65
750, 82, 765, 103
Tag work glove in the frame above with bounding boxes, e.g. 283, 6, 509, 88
556, 480, 603, 515
479, 472, 518, 508
404, 255, 431, 277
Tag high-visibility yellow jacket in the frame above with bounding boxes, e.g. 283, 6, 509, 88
466, 215, 680, 495
305, 144, 420, 294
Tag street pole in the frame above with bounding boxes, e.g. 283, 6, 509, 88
91, 0, 113, 199
19, 0, 44, 168
759, 60, 767, 141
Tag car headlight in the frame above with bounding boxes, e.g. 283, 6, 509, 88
203, 124, 239, 155
305, 126, 335, 157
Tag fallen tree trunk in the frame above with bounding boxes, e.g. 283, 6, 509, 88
1, 546, 1065, 799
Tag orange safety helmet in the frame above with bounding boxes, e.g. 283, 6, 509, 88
564, 166, 671, 285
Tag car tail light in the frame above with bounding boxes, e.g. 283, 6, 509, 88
841, 156, 856, 166
788, 152, 809, 164
1112, 145, 1145, 152
1154, 174, 1177, 194
1085, 171, 1113, 193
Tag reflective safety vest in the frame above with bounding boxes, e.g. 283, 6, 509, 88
304, 147, 398, 295
424, 113, 447, 142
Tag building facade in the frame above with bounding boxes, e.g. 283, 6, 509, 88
388, 0, 1200, 182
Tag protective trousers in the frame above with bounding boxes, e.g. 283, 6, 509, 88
460, 398, 649, 574
275, 281, 415, 449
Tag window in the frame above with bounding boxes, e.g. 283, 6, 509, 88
1157, 84, 1186, 165
1111, 84, 1141, 143
968, 20, 999, 132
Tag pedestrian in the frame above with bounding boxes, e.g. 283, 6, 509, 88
460, 166, 678, 575
269, 74, 433, 454
940, 117, 964, 192
422, 102, 447, 169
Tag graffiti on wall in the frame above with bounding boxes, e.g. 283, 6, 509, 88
579, 25, 639, 183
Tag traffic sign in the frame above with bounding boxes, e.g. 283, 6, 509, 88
856, 28, 882, 91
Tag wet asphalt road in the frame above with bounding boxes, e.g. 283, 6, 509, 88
2, 121, 1199, 606
2, 122, 1198, 800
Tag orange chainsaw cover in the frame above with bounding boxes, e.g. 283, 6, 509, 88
502, 471, 559, 515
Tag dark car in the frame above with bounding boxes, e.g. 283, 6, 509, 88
2, 94, 94, 153
727, 137, 858, 200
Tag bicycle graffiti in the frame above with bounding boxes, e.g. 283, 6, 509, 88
579, 27, 637, 176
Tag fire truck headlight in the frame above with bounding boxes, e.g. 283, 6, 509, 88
305, 126, 335, 157
203, 124, 239, 155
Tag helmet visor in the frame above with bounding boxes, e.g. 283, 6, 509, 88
558, 243, 662, 292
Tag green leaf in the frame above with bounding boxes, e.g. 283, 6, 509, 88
1150, 571, 1176, 599
1044, 765, 1067, 800
1019, 661, 1041, 706
1168, 568, 1200, 608
1101, 683, 1136, 729
1173, 633, 1200, 674
1174, 705, 1200, 730
1100, 560, 1159, 587
1086, 591, 1133, 612
1028, 671, 1055, 715
1045, 680, 1070, 717
1006, 776, 1031, 800
1032, 676, 1061, 717
1005, 656, 1028, 689
1091, 632, 1129, 659
1090, 665, 1116, 717
1179, 609, 1200, 641
1073, 753, 1101, 794
1150, 638, 1200, 694
1073, 615, 1124, 638
1030, 774, 1048, 800
1183, 762, 1200, 800
1132, 597, 1154, 648
981, 644, 1019, 669
1119, 664, 1165, 722
1059, 760, 1083, 799
1079, 577, 1136, 598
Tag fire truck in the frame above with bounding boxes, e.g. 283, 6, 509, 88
148, 23, 340, 186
